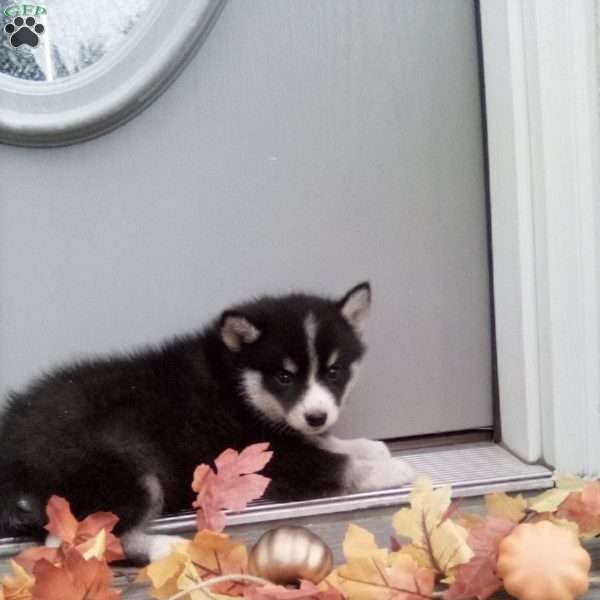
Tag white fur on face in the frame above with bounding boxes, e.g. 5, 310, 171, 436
282, 314, 340, 435
239, 313, 359, 434
286, 379, 339, 434
341, 363, 360, 406
241, 370, 287, 422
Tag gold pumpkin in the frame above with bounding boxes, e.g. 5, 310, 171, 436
497, 521, 591, 600
249, 526, 333, 585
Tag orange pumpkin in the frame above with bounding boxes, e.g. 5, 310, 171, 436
497, 521, 591, 600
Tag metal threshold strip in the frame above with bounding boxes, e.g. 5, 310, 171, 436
149, 442, 553, 535
0, 441, 553, 556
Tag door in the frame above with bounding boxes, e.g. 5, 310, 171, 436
0, 0, 492, 440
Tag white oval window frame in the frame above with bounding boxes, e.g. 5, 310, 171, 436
0, 0, 226, 147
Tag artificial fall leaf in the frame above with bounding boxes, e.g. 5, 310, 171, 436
31, 550, 120, 600
342, 524, 386, 560
245, 581, 343, 600
392, 478, 473, 577
138, 530, 249, 600
16, 496, 124, 573
454, 513, 484, 531
528, 488, 571, 514
444, 517, 515, 600
137, 548, 189, 600
556, 485, 600, 538
557, 475, 587, 491
526, 476, 588, 514
484, 493, 527, 523
335, 551, 434, 600
186, 530, 249, 595
0, 560, 34, 600
390, 537, 402, 552
193, 443, 273, 532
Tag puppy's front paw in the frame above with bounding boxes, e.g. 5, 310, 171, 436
385, 459, 416, 487
351, 438, 392, 462
348, 457, 416, 492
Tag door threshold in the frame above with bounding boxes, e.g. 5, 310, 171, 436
0, 441, 553, 556
148, 441, 553, 535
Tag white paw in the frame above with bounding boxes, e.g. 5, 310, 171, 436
350, 438, 392, 461
385, 459, 416, 487
147, 534, 187, 562
348, 457, 416, 492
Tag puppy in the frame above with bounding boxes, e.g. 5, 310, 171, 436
0, 282, 415, 560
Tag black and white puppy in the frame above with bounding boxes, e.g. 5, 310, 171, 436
0, 283, 415, 560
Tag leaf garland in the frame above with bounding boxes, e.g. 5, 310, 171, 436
6, 448, 600, 600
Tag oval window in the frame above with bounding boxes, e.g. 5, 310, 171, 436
0, 0, 226, 146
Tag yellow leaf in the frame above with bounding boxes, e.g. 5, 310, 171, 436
429, 519, 473, 573
176, 560, 207, 600
335, 551, 434, 600
396, 544, 433, 570
137, 550, 189, 594
529, 489, 571, 513
485, 492, 527, 522
557, 475, 587, 491
342, 524, 385, 560
187, 530, 248, 579
1, 560, 34, 600
332, 524, 392, 600
392, 477, 472, 577
393, 477, 451, 545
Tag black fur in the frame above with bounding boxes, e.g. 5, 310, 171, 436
0, 286, 368, 539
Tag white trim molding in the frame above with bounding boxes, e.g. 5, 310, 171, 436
481, 0, 600, 475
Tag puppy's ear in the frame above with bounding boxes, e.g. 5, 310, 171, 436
220, 312, 261, 351
338, 282, 371, 333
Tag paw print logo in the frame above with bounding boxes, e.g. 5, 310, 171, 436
4, 16, 45, 48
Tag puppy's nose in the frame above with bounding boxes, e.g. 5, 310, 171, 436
305, 412, 327, 428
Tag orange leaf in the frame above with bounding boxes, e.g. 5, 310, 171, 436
45, 497, 79, 542
187, 530, 248, 595
15, 547, 59, 575
138, 530, 251, 599
16, 497, 124, 574
193, 443, 273, 533
32, 551, 120, 600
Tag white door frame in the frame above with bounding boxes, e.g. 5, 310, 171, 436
481, 0, 600, 475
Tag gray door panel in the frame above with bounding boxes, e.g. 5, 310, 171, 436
0, 0, 492, 438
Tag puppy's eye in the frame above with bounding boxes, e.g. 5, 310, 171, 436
326, 366, 340, 382
275, 370, 293, 386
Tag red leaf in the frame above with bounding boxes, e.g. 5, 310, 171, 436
441, 499, 464, 524
192, 443, 273, 532
390, 536, 402, 551
556, 490, 600, 535
216, 443, 273, 476
581, 482, 600, 517
445, 517, 515, 600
